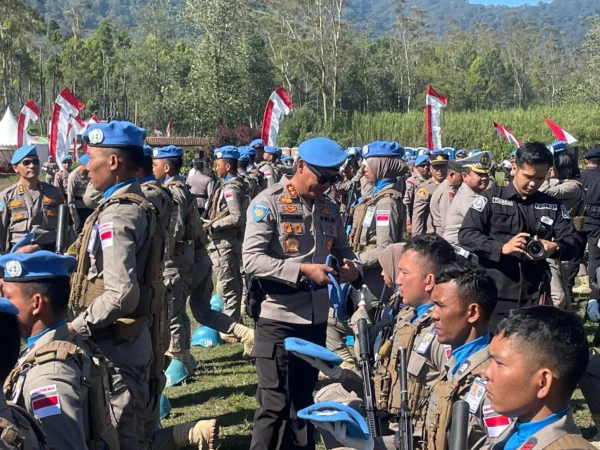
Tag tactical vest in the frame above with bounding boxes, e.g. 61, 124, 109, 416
374, 308, 433, 415
423, 358, 490, 450
545, 434, 596, 450
169, 180, 202, 243
0, 402, 53, 450
348, 188, 403, 252
69, 193, 165, 342
4, 336, 118, 450
207, 178, 247, 226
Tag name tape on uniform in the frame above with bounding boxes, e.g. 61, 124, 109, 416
99, 222, 113, 249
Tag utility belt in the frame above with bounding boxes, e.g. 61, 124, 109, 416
194, 193, 208, 199
352, 242, 376, 253
260, 278, 328, 295
92, 317, 149, 342
585, 205, 600, 219
74, 195, 84, 201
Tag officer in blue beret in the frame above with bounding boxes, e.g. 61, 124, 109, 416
455, 149, 466, 160
67, 154, 93, 234
0, 145, 64, 253
243, 136, 363, 450
73, 120, 165, 449
54, 153, 73, 198
254, 146, 282, 190
336, 148, 362, 215
41, 153, 59, 184
404, 154, 432, 235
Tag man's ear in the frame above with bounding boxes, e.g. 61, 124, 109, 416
466, 302, 481, 324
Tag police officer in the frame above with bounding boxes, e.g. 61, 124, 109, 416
1, 249, 119, 450
237, 147, 260, 200
205, 146, 246, 341
69, 121, 157, 449
152, 145, 198, 377
0, 145, 64, 253
187, 156, 215, 215
67, 154, 93, 234
0, 296, 48, 449
487, 307, 594, 450
54, 154, 72, 197
429, 159, 462, 237
403, 154, 431, 235
257, 146, 281, 189
578, 147, 600, 297
243, 137, 363, 450
443, 152, 491, 245
459, 142, 582, 332
41, 155, 58, 184
249, 138, 265, 166
455, 149, 466, 160
412, 152, 448, 236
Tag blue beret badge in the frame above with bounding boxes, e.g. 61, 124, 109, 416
252, 204, 269, 222
88, 128, 104, 145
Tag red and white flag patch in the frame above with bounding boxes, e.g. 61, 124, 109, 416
224, 191, 233, 202
30, 385, 61, 419
99, 222, 113, 249
264, 171, 272, 179
376, 210, 390, 226
484, 414, 511, 438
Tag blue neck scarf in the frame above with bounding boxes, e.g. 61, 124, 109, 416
503, 407, 569, 450
451, 333, 491, 375
372, 178, 396, 195
224, 175, 237, 182
27, 320, 67, 348
103, 178, 137, 199
412, 303, 434, 323
140, 174, 155, 184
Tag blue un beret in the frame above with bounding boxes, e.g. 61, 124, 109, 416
60, 154, 72, 163
284, 337, 343, 365
11, 145, 37, 165
245, 146, 257, 157
298, 401, 371, 441
415, 154, 430, 166
214, 146, 240, 160
83, 121, 147, 149
0, 297, 19, 315
455, 149, 466, 157
153, 145, 183, 159
143, 145, 153, 158
264, 146, 280, 155
79, 154, 90, 166
238, 153, 250, 163
298, 137, 346, 169
585, 148, 600, 159
551, 141, 567, 154
249, 139, 264, 149
362, 141, 404, 159
0, 250, 77, 282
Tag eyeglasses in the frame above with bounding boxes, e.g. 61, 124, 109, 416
21, 159, 40, 167
305, 162, 342, 185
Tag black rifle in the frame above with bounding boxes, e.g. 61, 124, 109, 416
378, 293, 402, 348
449, 400, 469, 450
373, 284, 389, 324
201, 175, 220, 220
358, 318, 381, 437
56, 204, 69, 254
395, 347, 413, 450
342, 180, 357, 229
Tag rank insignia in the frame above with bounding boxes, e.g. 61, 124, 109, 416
9, 200, 22, 208
417, 187, 428, 198
286, 184, 299, 198
294, 223, 304, 234
42, 197, 55, 205
326, 239, 333, 253
283, 222, 293, 234
281, 205, 298, 213
18, 185, 24, 193
14, 213, 24, 221
252, 204, 270, 222
45, 209, 55, 217
279, 195, 293, 204
285, 237, 300, 253
321, 207, 332, 215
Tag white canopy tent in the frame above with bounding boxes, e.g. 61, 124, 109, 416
0, 107, 48, 171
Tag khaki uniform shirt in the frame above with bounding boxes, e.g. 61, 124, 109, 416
207, 176, 245, 242
54, 169, 69, 197
0, 181, 63, 253
67, 166, 90, 210
491, 409, 594, 450
430, 179, 458, 237
411, 178, 440, 236
14, 324, 89, 450
403, 172, 424, 222
443, 182, 478, 245
540, 179, 585, 216
186, 171, 214, 210
243, 178, 363, 325
0, 391, 44, 450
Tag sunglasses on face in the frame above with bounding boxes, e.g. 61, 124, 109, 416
305, 162, 342, 185
21, 159, 40, 167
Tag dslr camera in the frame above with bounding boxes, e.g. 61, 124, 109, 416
525, 216, 553, 260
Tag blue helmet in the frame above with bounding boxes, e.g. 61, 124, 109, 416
192, 326, 223, 348
210, 294, 225, 311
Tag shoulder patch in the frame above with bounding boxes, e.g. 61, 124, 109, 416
470, 195, 488, 212
224, 190, 234, 202
417, 187, 428, 198
0, 201, 4, 212
252, 204, 270, 222
30, 384, 61, 419
484, 414, 511, 439
99, 222, 114, 249
561, 204, 571, 220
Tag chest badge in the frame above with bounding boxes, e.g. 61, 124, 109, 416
283, 222, 293, 234
282, 205, 298, 213
285, 237, 300, 253
294, 223, 304, 235
326, 239, 333, 253
279, 195, 293, 204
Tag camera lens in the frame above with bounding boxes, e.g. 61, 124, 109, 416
526, 239, 545, 259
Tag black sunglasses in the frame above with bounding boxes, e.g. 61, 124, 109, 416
305, 162, 342, 185
21, 158, 40, 166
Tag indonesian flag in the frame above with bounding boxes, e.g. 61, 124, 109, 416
544, 117, 577, 144
66, 115, 85, 161
154, 127, 163, 137
493, 122, 522, 147
261, 87, 294, 146
82, 115, 100, 154
50, 88, 84, 162
17, 100, 40, 147
425, 85, 448, 150
166, 121, 173, 137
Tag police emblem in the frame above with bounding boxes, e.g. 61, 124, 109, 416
481, 153, 490, 165
153, 149, 159, 158
88, 128, 104, 145
282, 205, 298, 213
286, 184, 299, 198
417, 187, 428, 198
279, 195, 293, 204
470, 195, 488, 212
6, 260, 22, 277
326, 239, 333, 253
283, 222, 293, 234
285, 237, 300, 253
321, 207, 332, 215
294, 223, 304, 234
18, 185, 24, 193
252, 204, 269, 222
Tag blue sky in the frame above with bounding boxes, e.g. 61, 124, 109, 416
470, 0, 551, 5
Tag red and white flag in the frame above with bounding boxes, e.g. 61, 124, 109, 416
50, 88, 84, 162
82, 115, 100, 154
66, 115, 85, 161
261, 87, 294, 146
154, 127, 163, 137
493, 122, 522, 147
544, 117, 577, 144
17, 100, 40, 147
166, 122, 173, 137
425, 85, 448, 151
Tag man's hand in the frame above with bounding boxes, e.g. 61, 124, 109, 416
291, 352, 343, 380
339, 259, 359, 284
406, 221, 412, 234
501, 232, 530, 257
15, 244, 41, 254
67, 323, 75, 333
540, 239, 559, 259
300, 264, 335, 285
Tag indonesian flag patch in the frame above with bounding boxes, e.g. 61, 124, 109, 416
99, 222, 114, 249
30, 385, 61, 419
224, 191, 233, 202
264, 171, 272, 179
376, 210, 390, 226
484, 413, 511, 438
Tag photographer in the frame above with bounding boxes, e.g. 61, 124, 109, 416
459, 142, 581, 331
